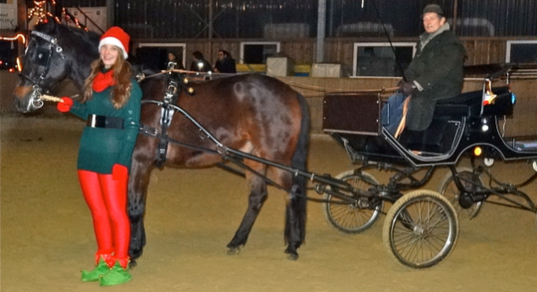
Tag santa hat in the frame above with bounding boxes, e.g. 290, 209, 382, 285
98, 26, 130, 59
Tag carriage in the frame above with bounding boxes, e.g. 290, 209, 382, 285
320, 64, 537, 268
14, 22, 537, 270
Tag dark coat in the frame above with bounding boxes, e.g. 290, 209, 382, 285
214, 57, 237, 73
189, 58, 212, 72
405, 30, 466, 131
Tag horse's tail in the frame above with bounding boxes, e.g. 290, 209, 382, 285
289, 92, 310, 242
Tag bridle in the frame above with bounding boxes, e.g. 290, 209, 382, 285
19, 30, 66, 111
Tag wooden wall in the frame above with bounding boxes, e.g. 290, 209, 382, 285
138, 37, 537, 72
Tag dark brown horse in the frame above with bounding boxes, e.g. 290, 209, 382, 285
14, 22, 310, 266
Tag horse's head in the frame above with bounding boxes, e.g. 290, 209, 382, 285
14, 21, 99, 113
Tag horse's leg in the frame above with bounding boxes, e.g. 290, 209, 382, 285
283, 98, 309, 260
282, 169, 308, 260
226, 161, 268, 255
127, 153, 154, 267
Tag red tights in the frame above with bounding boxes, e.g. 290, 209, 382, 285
78, 170, 130, 267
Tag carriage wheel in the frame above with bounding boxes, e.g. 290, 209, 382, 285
438, 167, 484, 220
322, 170, 384, 234
382, 190, 459, 269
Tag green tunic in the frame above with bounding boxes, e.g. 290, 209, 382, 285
69, 79, 142, 174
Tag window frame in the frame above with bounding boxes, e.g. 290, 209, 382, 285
239, 41, 281, 64
136, 42, 187, 69
352, 42, 417, 77
505, 40, 537, 63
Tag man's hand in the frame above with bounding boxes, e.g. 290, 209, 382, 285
399, 81, 417, 95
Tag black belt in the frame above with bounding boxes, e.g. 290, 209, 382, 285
87, 114, 124, 129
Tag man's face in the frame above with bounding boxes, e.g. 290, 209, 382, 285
422, 12, 446, 34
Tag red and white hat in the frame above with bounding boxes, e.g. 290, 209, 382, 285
98, 26, 130, 59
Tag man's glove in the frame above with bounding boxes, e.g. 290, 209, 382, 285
57, 97, 73, 112
399, 81, 417, 95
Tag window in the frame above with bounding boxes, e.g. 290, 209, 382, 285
0, 40, 18, 71
506, 40, 537, 63
136, 43, 186, 71
353, 42, 416, 77
240, 42, 280, 64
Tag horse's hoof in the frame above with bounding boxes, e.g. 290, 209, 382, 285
286, 252, 299, 261
226, 246, 241, 255
129, 259, 137, 268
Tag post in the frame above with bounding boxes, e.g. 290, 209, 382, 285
316, 0, 326, 63
106, 0, 114, 28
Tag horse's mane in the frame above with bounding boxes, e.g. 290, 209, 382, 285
34, 22, 100, 60
33, 21, 152, 79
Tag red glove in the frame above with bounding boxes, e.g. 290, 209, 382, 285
112, 164, 128, 181
57, 97, 73, 112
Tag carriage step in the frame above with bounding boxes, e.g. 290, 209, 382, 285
514, 141, 537, 151
410, 149, 444, 157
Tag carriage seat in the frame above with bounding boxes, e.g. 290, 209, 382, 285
433, 90, 482, 117
433, 86, 511, 118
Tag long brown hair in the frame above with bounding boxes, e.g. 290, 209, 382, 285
82, 49, 133, 109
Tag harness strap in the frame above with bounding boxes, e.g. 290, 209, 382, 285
154, 78, 180, 168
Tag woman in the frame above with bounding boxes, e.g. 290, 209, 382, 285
57, 26, 142, 286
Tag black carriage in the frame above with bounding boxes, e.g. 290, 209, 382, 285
320, 64, 537, 268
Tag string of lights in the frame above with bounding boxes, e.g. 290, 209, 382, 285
0, 0, 90, 73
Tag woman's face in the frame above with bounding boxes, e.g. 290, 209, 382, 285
100, 44, 120, 69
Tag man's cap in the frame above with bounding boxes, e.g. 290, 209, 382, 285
422, 4, 444, 17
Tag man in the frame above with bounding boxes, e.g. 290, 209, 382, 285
382, 4, 467, 135
213, 50, 237, 73
189, 51, 212, 72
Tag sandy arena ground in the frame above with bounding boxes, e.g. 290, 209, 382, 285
1, 115, 536, 292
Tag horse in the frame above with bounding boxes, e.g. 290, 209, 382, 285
14, 21, 310, 266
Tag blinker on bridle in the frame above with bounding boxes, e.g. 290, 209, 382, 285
20, 30, 66, 110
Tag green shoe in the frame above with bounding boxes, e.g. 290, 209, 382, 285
99, 261, 132, 286
81, 258, 110, 282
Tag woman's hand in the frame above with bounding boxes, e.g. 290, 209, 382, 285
57, 97, 73, 112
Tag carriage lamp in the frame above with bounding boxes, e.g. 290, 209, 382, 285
473, 146, 483, 157
197, 62, 203, 71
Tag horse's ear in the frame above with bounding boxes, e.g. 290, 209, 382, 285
35, 16, 58, 32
